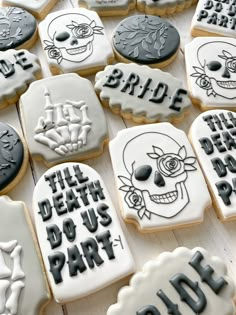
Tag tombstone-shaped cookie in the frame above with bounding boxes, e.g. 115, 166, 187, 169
185, 38, 236, 110
38, 8, 114, 75
0, 7, 37, 51
189, 110, 236, 221
79, 0, 135, 16
191, 0, 236, 37
0, 49, 41, 109
95, 63, 191, 123
107, 247, 236, 315
0, 196, 50, 315
19, 73, 108, 166
109, 123, 211, 232
32, 162, 135, 303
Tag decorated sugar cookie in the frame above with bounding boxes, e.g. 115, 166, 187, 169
189, 110, 236, 221
112, 15, 180, 68
191, 0, 236, 37
32, 162, 135, 303
2, 0, 58, 19
39, 8, 114, 75
0, 49, 41, 109
107, 247, 236, 315
95, 63, 191, 123
0, 7, 37, 51
0, 196, 50, 315
79, 0, 135, 16
19, 74, 108, 166
109, 123, 211, 232
185, 38, 236, 110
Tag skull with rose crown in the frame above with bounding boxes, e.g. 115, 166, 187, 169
120, 132, 197, 219
44, 13, 104, 64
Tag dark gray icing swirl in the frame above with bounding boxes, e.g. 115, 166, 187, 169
112, 15, 180, 65
0, 7, 37, 51
0, 122, 24, 191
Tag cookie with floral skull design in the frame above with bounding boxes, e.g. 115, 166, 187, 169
109, 123, 211, 232
38, 8, 114, 76
185, 37, 236, 110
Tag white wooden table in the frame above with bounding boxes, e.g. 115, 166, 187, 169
2, 0, 236, 314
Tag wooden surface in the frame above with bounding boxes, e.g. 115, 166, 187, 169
1, 0, 236, 314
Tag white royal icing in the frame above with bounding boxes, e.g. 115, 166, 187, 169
32, 162, 135, 303
109, 123, 211, 231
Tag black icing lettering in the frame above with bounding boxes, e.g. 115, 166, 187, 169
211, 157, 227, 177
138, 78, 152, 99
215, 180, 232, 205
213, 114, 223, 130
97, 203, 112, 227
64, 167, 77, 187
96, 230, 115, 260
81, 238, 104, 268
203, 115, 215, 131
199, 137, 214, 155
215, 2, 223, 11
136, 305, 161, 315
38, 199, 52, 221
76, 184, 89, 206
103, 68, 123, 88
63, 218, 76, 242
56, 170, 65, 190
204, 0, 213, 8
231, 17, 236, 29
67, 245, 86, 276
170, 273, 207, 313
197, 10, 208, 21
189, 250, 227, 294
225, 154, 236, 173
222, 131, 236, 150
169, 88, 187, 112
81, 208, 98, 233
219, 15, 228, 27
0, 59, 15, 78
157, 290, 181, 315
149, 82, 168, 104
14, 51, 33, 70
228, 112, 236, 127
73, 164, 89, 184
53, 193, 67, 216
48, 252, 65, 284
207, 12, 217, 24
121, 72, 140, 95
88, 180, 105, 202
65, 189, 80, 212
45, 172, 57, 193
46, 224, 62, 249
211, 133, 226, 153
228, 4, 236, 16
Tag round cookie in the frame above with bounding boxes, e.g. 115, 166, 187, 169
0, 122, 28, 195
112, 15, 180, 68
107, 247, 236, 315
79, 0, 136, 16
0, 7, 37, 51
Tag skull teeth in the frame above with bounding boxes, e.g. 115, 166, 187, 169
150, 191, 178, 204
216, 80, 236, 89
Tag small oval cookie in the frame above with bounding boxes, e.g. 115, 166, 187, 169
0, 7, 37, 51
189, 109, 236, 221
19, 73, 108, 166
39, 8, 114, 76
107, 247, 236, 315
79, 0, 136, 16
109, 123, 211, 232
185, 37, 236, 110
95, 63, 191, 123
32, 162, 135, 303
0, 196, 51, 315
112, 15, 180, 68
0, 122, 28, 195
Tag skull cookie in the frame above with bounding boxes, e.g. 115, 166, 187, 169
185, 37, 236, 110
109, 123, 211, 232
39, 8, 114, 75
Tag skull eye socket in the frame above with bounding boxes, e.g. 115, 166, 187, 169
134, 165, 152, 181
55, 31, 70, 42
226, 57, 236, 73
207, 61, 222, 71
72, 24, 93, 39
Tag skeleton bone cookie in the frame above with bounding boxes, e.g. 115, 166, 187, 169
107, 247, 236, 315
185, 38, 236, 110
0, 196, 50, 315
20, 73, 108, 166
189, 110, 236, 221
79, 0, 136, 16
109, 123, 211, 232
32, 162, 135, 303
39, 8, 114, 75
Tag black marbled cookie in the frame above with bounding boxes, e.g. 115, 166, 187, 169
0, 7, 37, 51
0, 123, 24, 191
112, 15, 180, 65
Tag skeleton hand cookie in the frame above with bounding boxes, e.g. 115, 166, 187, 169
185, 38, 236, 110
39, 8, 114, 75
109, 123, 211, 232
